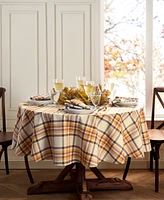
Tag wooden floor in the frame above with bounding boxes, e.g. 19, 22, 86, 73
1, 168, 164, 200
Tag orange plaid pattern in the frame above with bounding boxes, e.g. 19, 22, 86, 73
12, 103, 151, 167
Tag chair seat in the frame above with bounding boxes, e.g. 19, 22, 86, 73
0, 132, 13, 144
148, 129, 164, 141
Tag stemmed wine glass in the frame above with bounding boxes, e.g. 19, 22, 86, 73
104, 78, 115, 100
84, 80, 95, 98
90, 85, 102, 108
53, 79, 64, 92
76, 76, 86, 89
51, 79, 64, 104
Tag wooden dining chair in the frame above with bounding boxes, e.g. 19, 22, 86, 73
0, 87, 34, 183
122, 87, 164, 192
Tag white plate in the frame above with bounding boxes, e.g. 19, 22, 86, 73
114, 101, 138, 107
64, 107, 96, 114
27, 98, 52, 105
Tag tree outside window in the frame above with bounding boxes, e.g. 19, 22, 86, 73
104, 0, 164, 114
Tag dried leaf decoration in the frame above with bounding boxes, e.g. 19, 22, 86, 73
58, 85, 111, 106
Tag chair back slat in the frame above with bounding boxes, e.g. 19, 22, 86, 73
151, 88, 155, 129
157, 121, 164, 129
155, 90, 164, 109
151, 87, 164, 130
0, 87, 6, 132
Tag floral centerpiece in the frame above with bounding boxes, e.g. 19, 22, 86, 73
58, 85, 111, 106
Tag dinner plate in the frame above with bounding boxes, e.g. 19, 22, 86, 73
27, 98, 52, 105
114, 101, 138, 107
64, 107, 96, 114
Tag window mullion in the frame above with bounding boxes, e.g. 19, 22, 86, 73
145, 0, 153, 118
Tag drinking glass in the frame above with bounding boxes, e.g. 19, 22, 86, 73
76, 76, 86, 89
104, 78, 115, 91
90, 85, 101, 107
84, 80, 95, 98
51, 88, 60, 104
53, 79, 64, 92
104, 78, 115, 100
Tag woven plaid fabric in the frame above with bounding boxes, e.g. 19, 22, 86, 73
12, 103, 151, 167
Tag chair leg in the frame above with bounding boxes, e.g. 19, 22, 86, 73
0, 147, 4, 160
150, 144, 154, 171
3, 146, 9, 174
122, 157, 131, 180
154, 144, 160, 192
24, 155, 34, 184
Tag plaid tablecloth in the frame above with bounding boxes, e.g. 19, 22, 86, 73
12, 103, 151, 167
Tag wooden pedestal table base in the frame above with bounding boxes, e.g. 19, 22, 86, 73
27, 163, 133, 200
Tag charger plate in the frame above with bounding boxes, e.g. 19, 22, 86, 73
27, 98, 52, 105
114, 101, 138, 107
64, 107, 96, 114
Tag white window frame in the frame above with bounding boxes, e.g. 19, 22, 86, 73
145, 0, 153, 118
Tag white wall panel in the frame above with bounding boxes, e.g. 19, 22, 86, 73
1, 3, 47, 117
10, 12, 38, 107
55, 4, 91, 87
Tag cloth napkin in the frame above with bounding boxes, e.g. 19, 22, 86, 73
113, 96, 138, 103
30, 94, 51, 101
65, 99, 91, 110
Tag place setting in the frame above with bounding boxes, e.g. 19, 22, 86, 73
27, 94, 52, 105
111, 96, 139, 107
64, 99, 96, 114
103, 78, 139, 108
63, 84, 101, 114
25, 78, 64, 107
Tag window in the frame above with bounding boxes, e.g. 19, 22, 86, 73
153, 0, 164, 117
104, 0, 164, 118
